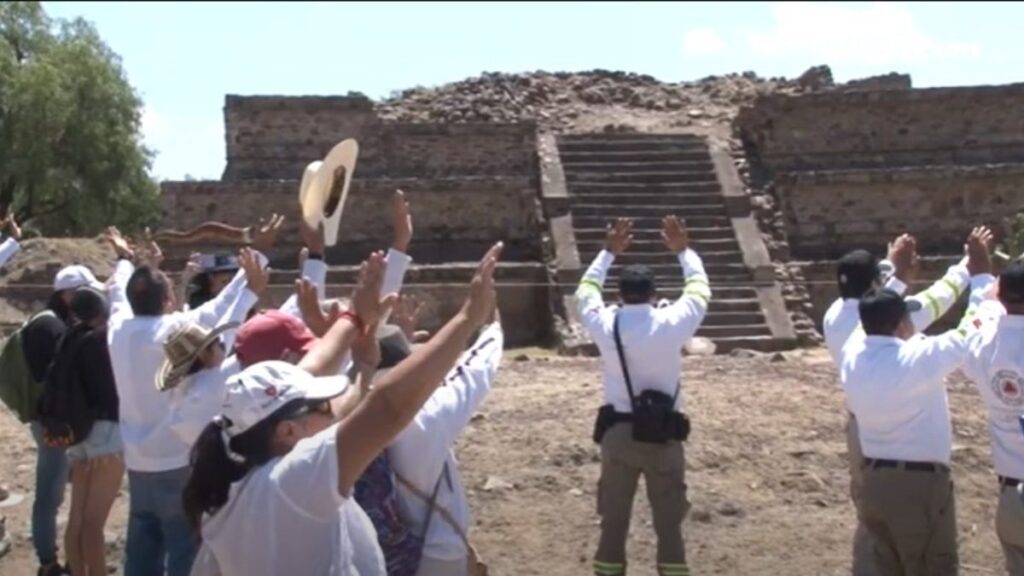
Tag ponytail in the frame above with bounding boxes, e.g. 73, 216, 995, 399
182, 399, 307, 535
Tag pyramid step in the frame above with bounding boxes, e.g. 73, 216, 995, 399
560, 160, 714, 173
708, 335, 796, 354
572, 215, 731, 229
559, 149, 710, 163
608, 262, 749, 277
558, 140, 706, 154
569, 192, 726, 207
559, 133, 706, 143
701, 312, 768, 327
572, 227, 736, 242
696, 324, 773, 338
567, 170, 717, 185
574, 238, 740, 253
572, 204, 727, 218
568, 181, 722, 194
558, 268, 750, 286
578, 250, 744, 266
589, 286, 758, 301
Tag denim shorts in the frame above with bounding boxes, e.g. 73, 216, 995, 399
66, 420, 123, 464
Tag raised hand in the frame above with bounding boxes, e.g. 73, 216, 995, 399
2, 210, 22, 241
391, 190, 413, 253
251, 213, 286, 252
137, 228, 165, 269
351, 323, 382, 370
661, 215, 689, 254
392, 294, 424, 341
298, 213, 326, 256
296, 279, 340, 337
965, 226, 995, 277
350, 251, 397, 331
105, 227, 135, 261
238, 247, 269, 296
606, 218, 633, 256
460, 242, 502, 328
887, 233, 919, 283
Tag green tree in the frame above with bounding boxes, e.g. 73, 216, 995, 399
0, 1, 158, 236
1000, 211, 1024, 261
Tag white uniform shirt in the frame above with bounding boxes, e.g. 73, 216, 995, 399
962, 276, 1024, 480
575, 249, 711, 413
841, 276, 989, 465
388, 322, 503, 561
190, 424, 385, 576
0, 237, 19, 269
107, 258, 260, 472
823, 260, 970, 366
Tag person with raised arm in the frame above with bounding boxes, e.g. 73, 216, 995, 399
183, 243, 502, 575
577, 215, 710, 576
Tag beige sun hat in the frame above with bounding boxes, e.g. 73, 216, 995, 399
299, 138, 359, 248
156, 321, 240, 391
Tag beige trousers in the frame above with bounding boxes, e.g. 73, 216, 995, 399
594, 422, 689, 576
847, 415, 882, 576
858, 462, 959, 576
997, 484, 1024, 576
416, 555, 468, 576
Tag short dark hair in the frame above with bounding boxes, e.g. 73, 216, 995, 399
999, 260, 1024, 307
127, 266, 170, 316
619, 265, 656, 304
858, 288, 922, 336
70, 287, 108, 325
837, 250, 880, 299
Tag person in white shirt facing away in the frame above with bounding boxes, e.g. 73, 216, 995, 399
576, 215, 710, 576
182, 244, 503, 576
961, 258, 1024, 575
840, 227, 994, 576
104, 225, 269, 576
823, 234, 973, 576
0, 211, 22, 269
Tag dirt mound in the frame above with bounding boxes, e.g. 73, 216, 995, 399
0, 237, 115, 286
377, 69, 820, 135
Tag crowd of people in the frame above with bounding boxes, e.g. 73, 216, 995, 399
0, 188, 1021, 576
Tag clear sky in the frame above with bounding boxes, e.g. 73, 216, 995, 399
43, 1, 1024, 181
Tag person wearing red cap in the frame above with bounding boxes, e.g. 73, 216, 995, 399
184, 244, 502, 576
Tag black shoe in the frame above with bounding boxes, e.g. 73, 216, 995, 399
37, 563, 68, 576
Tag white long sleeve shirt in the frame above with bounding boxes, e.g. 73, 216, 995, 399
108, 257, 261, 472
575, 249, 711, 413
0, 237, 20, 269
840, 276, 990, 465
824, 260, 970, 366
961, 276, 1024, 480
388, 322, 503, 561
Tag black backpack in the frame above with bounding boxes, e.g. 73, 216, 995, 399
36, 326, 96, 448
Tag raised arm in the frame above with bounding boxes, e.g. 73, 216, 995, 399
184, 248, 267, 328
658, 216, 711, 340
576, 218, 632, 335
335, 242, 502, 497
0, 211, 22, 269
104, 227, 137, 319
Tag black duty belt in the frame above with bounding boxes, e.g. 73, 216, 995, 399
865, 458, 949, 473
1000, 476, 1023, 489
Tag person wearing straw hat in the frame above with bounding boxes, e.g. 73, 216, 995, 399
184, 243, 502, 576
822, 232, 978, 576
961, 258, 1024, 574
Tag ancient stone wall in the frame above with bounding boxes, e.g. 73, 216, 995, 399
737, 84, 1024, 172
222, 95, 537, 181
779, 164, 1024, 260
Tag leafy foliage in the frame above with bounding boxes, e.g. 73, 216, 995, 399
0, 1, 158, 236
1000, 211, 1024, 261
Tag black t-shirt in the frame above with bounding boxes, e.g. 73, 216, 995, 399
72, 327, 118, 420
20, 313, 68, 383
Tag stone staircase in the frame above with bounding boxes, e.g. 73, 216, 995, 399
555, 133, 796, 353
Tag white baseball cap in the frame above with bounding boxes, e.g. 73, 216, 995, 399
217, 361, 349, 439
53, 265, 104, 293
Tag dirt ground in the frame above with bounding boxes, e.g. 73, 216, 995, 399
0, 348, 1008, 575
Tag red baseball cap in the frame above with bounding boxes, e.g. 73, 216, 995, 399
234, 310, 318, 367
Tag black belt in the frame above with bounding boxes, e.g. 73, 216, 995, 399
865, 458, 948, 473
609, 411, 635, 424
1000, 476, 1023, 489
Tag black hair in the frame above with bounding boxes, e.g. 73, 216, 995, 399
839, 277, 879, 300
70, 287, 108, 326
127, 266, 170, 316
182, 398, 310, 535
187, 273, 213, 311
46, 291, 73, 324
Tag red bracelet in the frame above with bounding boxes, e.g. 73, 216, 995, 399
338, 310, 367, 335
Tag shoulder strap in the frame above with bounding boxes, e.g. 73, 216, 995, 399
612, 312, 638, 408
395, 463, 472, 549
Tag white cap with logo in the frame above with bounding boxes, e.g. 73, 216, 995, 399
216, 361, 349, 441
53, 265, 104, 293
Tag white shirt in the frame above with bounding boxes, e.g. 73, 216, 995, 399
108, 258, 260, 472
0, 237, 19, 269
388, 322, 503, 561
823, 261, 970, 366
575, 249, 711, 413
962, 277, 1024, 480
840, 276, 990, 465
191, 424, 385, 576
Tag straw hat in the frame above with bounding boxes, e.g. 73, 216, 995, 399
299, 138, 359, 248
156, 321, 239, 391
